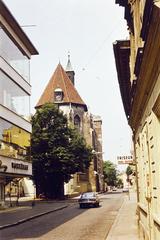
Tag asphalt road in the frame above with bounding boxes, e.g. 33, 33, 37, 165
0, 192, 124, 240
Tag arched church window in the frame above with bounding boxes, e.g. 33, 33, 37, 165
54, 88, 63, 102
74, 115, 81, 131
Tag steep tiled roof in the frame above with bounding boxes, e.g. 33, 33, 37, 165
36, 63, 87, 108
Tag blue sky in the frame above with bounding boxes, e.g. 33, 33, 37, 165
4, 0, 132, 165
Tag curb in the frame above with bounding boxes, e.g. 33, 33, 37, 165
0, 205, 68, 230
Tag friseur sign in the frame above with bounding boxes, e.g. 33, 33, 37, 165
117, 155, 133, 164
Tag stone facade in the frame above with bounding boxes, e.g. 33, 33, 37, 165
92, 115, 104, 192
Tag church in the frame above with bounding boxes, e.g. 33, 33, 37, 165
36, 55, 104, 195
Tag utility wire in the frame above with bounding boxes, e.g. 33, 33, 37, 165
21, 25, 36, 28
81, 19, 126, 71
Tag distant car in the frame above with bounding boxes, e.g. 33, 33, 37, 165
78, 192, 100, 208
38, 193, 46, 199
122, 187, 129, 192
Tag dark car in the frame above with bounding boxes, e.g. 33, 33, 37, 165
78, 192, 100, 208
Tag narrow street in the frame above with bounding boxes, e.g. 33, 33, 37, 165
1, 192, 124, 240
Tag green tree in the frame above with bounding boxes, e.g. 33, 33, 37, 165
116, 178, 123, 188
126, 165, 133, 184
103, 160, 118, 187
31, 103, 92, 199
126, 165, 133, 176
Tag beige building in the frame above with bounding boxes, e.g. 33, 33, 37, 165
114, 1, 160, 239
36, 56, 104, 195
92, 115, 104, 192
0, 1, 38, 206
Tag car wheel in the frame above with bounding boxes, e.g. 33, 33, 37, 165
95, 202, 99, 207
80, 204, 83, 208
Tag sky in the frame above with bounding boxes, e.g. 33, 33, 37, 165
4, 0, 132, 166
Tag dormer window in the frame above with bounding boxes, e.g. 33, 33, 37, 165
54, 88, 63, 102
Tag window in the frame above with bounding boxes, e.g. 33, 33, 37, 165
74, 115, 81, 131
54, 88, 63, 102
0, 118, 31, 161
0, 27, 30, 82
0, 70, 30, 120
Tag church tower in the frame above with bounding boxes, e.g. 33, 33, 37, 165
65, 53, 75, 85
36, 57, 98, 195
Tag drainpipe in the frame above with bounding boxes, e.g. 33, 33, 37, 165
146, 125, 152, 240
132, 133, 140, 226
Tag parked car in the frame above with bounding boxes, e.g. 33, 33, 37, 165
112, 186, 117, 191
78, 192, 100, 208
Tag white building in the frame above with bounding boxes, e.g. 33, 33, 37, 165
0, 1, 38, 206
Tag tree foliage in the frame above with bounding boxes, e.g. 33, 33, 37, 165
126, 165, 133, 176
126, 165, 133, 184
103, 160, 118, 186
31, 103, 92, 199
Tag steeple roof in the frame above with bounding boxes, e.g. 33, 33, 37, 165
36, 63, 87, 109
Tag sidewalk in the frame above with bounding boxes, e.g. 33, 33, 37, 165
106, 190, 140, 240
0, 198, 75, 230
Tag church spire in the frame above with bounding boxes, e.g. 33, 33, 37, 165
66, 52, 73, 71
66, 52, 75, 85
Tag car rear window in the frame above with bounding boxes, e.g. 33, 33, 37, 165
82, 192, 95, 197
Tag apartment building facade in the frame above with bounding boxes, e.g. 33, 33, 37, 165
114, 0, 160, 239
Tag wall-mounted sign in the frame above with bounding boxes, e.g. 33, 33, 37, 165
0, 156, 32, 175
11, 162, 28, 170
117, 155, 133, 164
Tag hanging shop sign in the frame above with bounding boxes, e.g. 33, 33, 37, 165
117, 155, 133, 164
